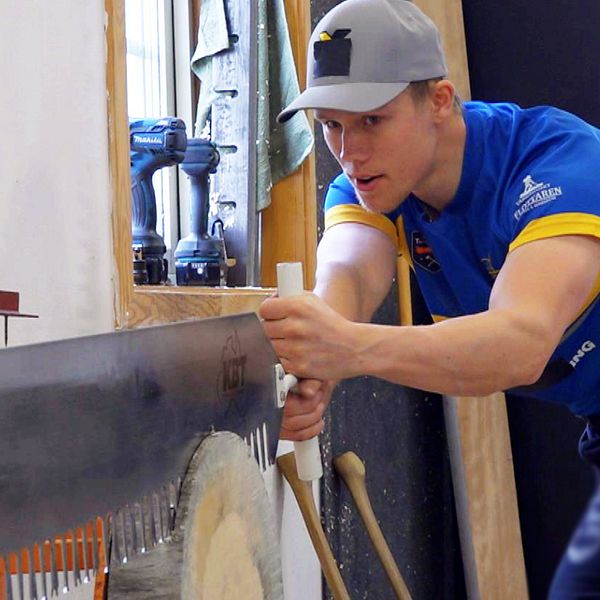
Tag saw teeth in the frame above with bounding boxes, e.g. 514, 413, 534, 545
81, 527, 90, 583
49, 541, 59, 596
60, 533, 69, 593
26, 549, 37, 600
16, 554, 23, 600
0, 518, 115, 599
106, 482, 180, 568
0, 420, 277, 598
243, 423, 271, 472
263, 423, 271, 467
71, 529, 82, 588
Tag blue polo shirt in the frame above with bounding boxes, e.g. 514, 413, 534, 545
324, 101, 600, 415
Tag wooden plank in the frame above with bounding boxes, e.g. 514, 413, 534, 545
105, 0, 133, 328
445, 394, 528, 599
124, 287, 271, 327
260, 0, 317, 290
404, 2, 528, 598
414, 0, 471, 101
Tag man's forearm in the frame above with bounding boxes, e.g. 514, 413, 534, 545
348, 309, 556, 396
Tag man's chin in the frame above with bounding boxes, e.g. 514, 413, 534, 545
357, 196, 377, 213
357, 193, 395, 215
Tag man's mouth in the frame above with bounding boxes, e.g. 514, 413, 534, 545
353, 174, 382, 191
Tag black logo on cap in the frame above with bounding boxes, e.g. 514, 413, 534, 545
313, 29, 352, 78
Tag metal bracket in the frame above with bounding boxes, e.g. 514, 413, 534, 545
274, 363, 298, 408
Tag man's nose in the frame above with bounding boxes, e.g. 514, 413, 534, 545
339, 130, 367, 163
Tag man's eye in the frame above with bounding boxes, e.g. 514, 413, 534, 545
364, 116, 380, 126
323, 120, 339, 129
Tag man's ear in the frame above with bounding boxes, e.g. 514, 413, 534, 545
431, 80, 456, 121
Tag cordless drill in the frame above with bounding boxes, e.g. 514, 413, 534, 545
130, 117, 187, 284
175, 138, 231, 286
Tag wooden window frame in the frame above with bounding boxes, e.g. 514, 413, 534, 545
105, 0, 316, 328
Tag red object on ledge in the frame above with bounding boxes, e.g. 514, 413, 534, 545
0, 290, 38, 346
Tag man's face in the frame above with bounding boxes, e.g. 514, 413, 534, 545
315, 89, 437, 214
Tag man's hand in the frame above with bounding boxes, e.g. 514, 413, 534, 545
280, 379, 336, 441
260, 292, 360, 381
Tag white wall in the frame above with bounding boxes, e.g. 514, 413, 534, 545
0, 1, 115, 346
0, 5, 322, 597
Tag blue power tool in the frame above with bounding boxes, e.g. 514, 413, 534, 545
130, 117, 187, 285
175, 138, 231, 286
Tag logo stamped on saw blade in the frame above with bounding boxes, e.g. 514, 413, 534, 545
217, 330, 247, 399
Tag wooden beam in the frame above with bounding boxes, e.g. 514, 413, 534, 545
260, 0, 317, 290
444, 394, 528, 599
414, 0, 471, 101
404, 2, 529, 598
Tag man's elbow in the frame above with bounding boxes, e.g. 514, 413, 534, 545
506, 337, 558, 389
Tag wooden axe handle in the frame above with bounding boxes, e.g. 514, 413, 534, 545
334, 451, 413, 600
277, 452, 350, 600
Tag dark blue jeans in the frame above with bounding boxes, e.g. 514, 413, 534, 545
549, 424, 600, 599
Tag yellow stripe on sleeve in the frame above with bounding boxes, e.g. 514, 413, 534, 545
324, 204, 398, 247
509, 212, 600, 317
509, 212, 600, 253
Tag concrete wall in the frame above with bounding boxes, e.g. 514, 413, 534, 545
0, 1, 115, 346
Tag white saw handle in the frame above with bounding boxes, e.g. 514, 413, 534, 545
277, 262, 323, 481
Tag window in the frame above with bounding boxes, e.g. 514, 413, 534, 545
106, 0, 315, 327
124, 0, 190, 272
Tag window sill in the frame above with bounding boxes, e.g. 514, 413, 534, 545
122, 286, 273, 328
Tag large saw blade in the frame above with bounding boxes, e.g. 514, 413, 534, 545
0, 313, 282, 578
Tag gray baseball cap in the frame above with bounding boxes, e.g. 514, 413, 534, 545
277, 0, 448, 123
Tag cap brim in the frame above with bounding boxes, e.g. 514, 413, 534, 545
277, 81, 409, 123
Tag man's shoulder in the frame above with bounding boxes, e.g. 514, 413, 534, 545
464, 100, 599, 136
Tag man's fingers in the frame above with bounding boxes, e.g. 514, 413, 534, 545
261, 320, 287, 341
296, 378, 322, 396
283, 389, 323, 417
259, 296, 299, 321
283, 402, 326, 431
280, 419, 325, 441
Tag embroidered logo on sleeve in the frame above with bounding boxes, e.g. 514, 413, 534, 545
313, 29, 352, 78
513, 174, 563, 220
411, 231, 441, 273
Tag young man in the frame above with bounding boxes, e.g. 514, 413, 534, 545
259, 0, 600, 595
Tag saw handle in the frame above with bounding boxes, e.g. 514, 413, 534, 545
333, 451, 413, 600
277, 452, 350, 600
276, 262, 323, 481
